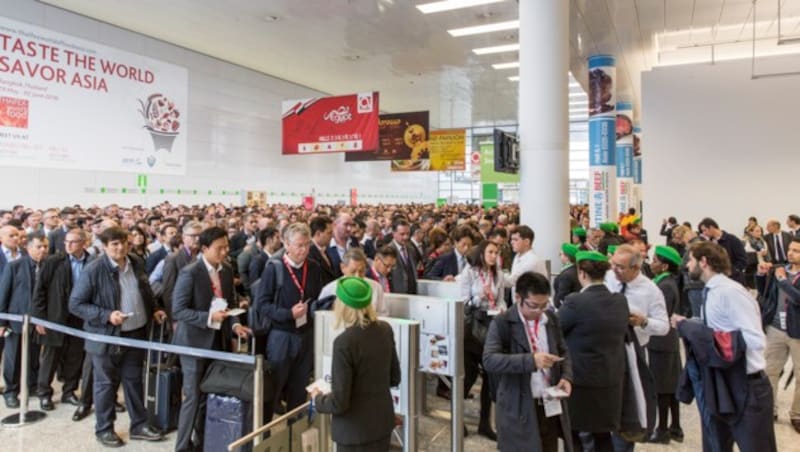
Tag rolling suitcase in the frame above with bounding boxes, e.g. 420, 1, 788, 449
144, 323, 182, 432
204, 393, 253, 452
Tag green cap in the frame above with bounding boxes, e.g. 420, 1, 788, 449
632, 217, 642, 225
576, 251, 608, 263
600, 222, 618, 234
336, 277, 373, 309
654, 245, 682, 267
607, 245, 619, 256
561, 243, 579, 258
571, 227, 586, 238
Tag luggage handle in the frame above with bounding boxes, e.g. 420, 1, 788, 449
145, 322, 167, 413
236, 334, 256, 356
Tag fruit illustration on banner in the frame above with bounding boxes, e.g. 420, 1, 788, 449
139, 93, 180, 152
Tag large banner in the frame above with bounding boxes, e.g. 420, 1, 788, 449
0, 17, 188, 174
392, 128, 466, 172
345, 111, 428, 162
588, 54, 616, 227
282, 92, 379, 155
616, 102, 634, 216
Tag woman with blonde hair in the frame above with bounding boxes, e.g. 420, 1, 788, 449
311, 277, 400, 451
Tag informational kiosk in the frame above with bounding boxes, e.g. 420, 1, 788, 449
314, 311, 420, 451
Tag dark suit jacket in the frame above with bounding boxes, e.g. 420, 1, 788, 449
716, 231, 748, 282
309, 244, 338, 287
161, 248, 195, 319
424, 250, 459, 280
48, 227, 67, 255
68, 255, 156, 354
389, 241, 417, 294
0, 255, 38, 333
145, 246, 168, 276
171, 259, 239, 351
326, 245, 344, 279
31, 253, 92, 346
315, 321, 401, 447
553, 265, 581, 308
230, 231, 253, 258
757, 269, 800, 338
764, 231, 792, 264
362, 238, 376, 259
248, 249, 270, 288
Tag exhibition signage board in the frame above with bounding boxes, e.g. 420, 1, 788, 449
616, 102, 634, 216
282, 91, 379, 155
479, 141, 519, 184
393, 128, 466, 172
588, 54, 617, 227
0, 16, 188, 174
345, 110, 428, 162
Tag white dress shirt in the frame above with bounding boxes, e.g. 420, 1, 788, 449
702, 273, 766, 374
457, 266, 507, 311
506, 248, 549, 300
605, 271, 669, 346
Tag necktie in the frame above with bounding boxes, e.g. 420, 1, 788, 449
400, 246, 408, 264
209, 270, 223, 297
776, 235, 786, 262
458, 255, 465, 272
620, 282, 627, 294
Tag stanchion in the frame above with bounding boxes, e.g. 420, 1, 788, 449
253, 354, 264, 448
2, 315, 47, 427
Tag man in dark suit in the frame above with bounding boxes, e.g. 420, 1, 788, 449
327, 212, 355, 272
389, 219, 417, 294
172, 226, 250, 452
0, 224, 23, 274
145, 223, 178, 275
425, 226, 472, 281
69, 226, 165, 447
160, 221, 203, 320
699, 218, 748, 284
229, 212, 259, 259
765, 219, 792, 265
309, 216, 339, 287
0, 231, 48, 409
788, 215, 800, 239
361, 219, 381, 259
248, 226, 282, 291
31, 228, 91, 410
47, 207, 79, 255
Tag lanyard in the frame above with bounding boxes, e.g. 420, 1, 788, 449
371, 265, 390, 293
283, 255, 308, 300
478, 269, 496, 309
525, 318, 541, 352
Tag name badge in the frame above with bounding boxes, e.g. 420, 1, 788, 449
487, 309, 500, 317
296, 313, 308, 328
780, 312, 787, 330
543, 397, 562, 417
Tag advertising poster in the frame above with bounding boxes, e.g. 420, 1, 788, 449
632, 125, 642, 212
419, 333, 450, 375
428, 129, 465, 171
588, 54, 616, 227
282, 92, 379, 155
616, 102, 634, 216
0, 17, 188, 174
345, 110, 428, 162
479, 141, 519, 184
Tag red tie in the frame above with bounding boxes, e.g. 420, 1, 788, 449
210, 270, 223, 298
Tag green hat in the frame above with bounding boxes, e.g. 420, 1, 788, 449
576, 251, 608, 263
336, 277, 373, 309
654, 245, 682, 267
561, 243, 579, 259
607, 245, 619, 256
632, 217, 642, 225
571, 227, 586, 238
600, 222, 618, 234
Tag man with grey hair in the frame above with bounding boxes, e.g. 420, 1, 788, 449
256, 222, 322, 423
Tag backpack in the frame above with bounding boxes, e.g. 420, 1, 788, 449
249, 258, 283, 336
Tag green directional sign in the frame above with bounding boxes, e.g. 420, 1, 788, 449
136, 174, 148, 188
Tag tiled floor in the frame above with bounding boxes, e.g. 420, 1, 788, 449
0, 370, 797, 451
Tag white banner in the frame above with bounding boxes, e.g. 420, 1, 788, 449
0, 17, 188, 174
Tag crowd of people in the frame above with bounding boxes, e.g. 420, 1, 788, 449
0, 201, 796, 452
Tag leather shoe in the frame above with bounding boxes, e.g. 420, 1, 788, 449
114, 401, 125, 413
39, 397, 55, 411
61, 392, 81, 406
478, 426, 497, 441
96, 431, 124, 448
791, 419, 800, 434
669, 426, 684, 443
72, 405, 91, 422
130, 425, 164, 442
4, 394, 19, 409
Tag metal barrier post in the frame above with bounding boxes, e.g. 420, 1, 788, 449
2, 315, 46, 427
252, 354, 264, 448
451, 299, 464, 452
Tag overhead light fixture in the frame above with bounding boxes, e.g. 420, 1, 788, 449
472, 43, 520, 55
448, 20, 519, 37
492, 61, 520, 70
508, 75, 519, 81
417, 0, 506, 14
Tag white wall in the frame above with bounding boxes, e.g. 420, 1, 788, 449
0, 0, 438, 209
641, 55, 800, 241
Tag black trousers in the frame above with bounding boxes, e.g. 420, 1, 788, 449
78, 352, 93, 406
37, 335, 84, 398
2, 331, 39, 396
464, 334, 492, 428
535, 402, 562, 452
264, 329, 313, 423
704, 373, 777, 452
176, 356, 209, 452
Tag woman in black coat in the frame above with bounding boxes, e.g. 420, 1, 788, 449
646, 246, 684, 444
558, 251, 630, 452
553, 243, 581, 308
311, 277, 401, 452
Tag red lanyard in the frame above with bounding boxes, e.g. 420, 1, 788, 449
525, 318, 541, 352
283, 255, 308, 300
371, 265, 390, 293
478, 269, 496, 309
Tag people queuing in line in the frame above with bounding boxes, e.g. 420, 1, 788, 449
0, 202, 796, 451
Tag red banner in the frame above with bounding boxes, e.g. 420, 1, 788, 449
282, 92, 379, 155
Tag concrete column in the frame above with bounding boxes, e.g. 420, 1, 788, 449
518, 0, 570, 268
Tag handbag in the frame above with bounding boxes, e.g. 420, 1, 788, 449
200, 338, 274, 402
464, 305, 490, 344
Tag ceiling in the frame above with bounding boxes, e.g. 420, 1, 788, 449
39, 0, 800, 126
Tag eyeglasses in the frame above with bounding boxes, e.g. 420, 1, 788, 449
521, 300, 548, 311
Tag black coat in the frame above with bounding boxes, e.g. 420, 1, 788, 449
553, 265, 581, 308
646, 273, 682, 394
717, 231, 748, 283
31, 253, 92, 346
171, 259, 239, 351
308, 244, 339, 288
160, 248, 195, 319
0, 255, 38, 333
68, 255, 156, 355
48, 227, 67, 255
483, 308, 574, 452
424, 250, 459, 280
315, 321, 400, 447
757, 269, 800, 338
764, 231, 793, 264
144, 246, 168, 276
389, 242, 417, 295
558, 284, 630, 432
